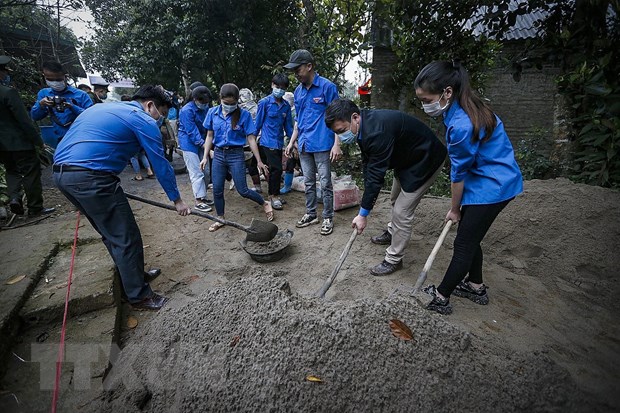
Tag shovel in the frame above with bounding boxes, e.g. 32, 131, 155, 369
125, 193, 279, 242
316, 227, 358, 299
411, 220, 453, 294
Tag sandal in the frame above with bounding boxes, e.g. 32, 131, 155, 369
263, 202, 274, 222
209, 221, 225, 232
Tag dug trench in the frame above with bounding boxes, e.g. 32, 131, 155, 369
0, 165, 618, 412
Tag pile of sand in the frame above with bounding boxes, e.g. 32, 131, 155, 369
97, 274, 590, 412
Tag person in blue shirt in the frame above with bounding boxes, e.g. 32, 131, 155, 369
255, 73, 294, 210
30, 61, 93, 146
53, 85, 192, 311
284, 49, 341, 236
414, 60, 523, 315
200, 83, 273, 232
178, 86, 214, 212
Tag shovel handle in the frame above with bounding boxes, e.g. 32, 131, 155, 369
125, 193, 249, 233
316, 228, 358, 299
412, 220, 453, 293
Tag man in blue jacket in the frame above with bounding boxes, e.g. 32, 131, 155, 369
325, 99, 447, 276
53, 85, 192, 311
30, 61, 93, 146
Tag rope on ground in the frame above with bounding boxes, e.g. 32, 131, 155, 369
51, 211, 80, 413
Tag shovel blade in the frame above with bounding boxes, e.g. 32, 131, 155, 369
245, 219, 279, 242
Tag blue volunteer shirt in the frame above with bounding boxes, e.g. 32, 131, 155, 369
53, 101, 181, 201
255, 95, 293, 150
178, 101, 208, 155
31, 85, 93, 141
203, 105, 257, 147
294, 73, 339, 152
443, 100, 523, 205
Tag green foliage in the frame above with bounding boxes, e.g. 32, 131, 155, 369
515, 128, 554, 180
427, 166, 451, 197
375, 0, 502, 98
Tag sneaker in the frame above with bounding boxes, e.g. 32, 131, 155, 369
271, 199, 283, 210
195, 203, 213, 212
202, 198, 214, 206
422, 285, 453, 315
453, 281, 489, 305
9, 198, 24, 215
371, 230, 392, 245
296, 213, 319, 228
320, 218, 333, 235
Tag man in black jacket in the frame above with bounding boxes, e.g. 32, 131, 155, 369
325, 99, 447, 275
0, 55, 54, 217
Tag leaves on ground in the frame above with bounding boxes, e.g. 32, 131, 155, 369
126, 316, 138, 329
230, 335, 240, 347
389, 319, 414, 341
5, 274, 26, 285
305, 375, 323, 383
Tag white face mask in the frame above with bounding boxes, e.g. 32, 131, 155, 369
422, 91, 449, 117
46, 79, 67, 92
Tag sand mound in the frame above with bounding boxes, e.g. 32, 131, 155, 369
98, 274, 590, 412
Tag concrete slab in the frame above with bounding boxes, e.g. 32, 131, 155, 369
21, 241, 116, 325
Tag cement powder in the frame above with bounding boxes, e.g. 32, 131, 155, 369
97, 275, 590, 412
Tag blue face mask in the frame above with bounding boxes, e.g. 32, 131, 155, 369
195, 102, 208, 110
1, 74, 10, 86
338, 116, 358, 144
272, 88, 285, 99
221, 103, 238, 113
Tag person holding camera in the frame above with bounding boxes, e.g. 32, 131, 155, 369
30, 61, 93, 146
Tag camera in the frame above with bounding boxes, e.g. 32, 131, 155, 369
51, 95, 67, 112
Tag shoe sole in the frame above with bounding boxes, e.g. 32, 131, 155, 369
426, 303, 453, 315
453, 289, 489, 305
320, 228, 333, 235
296, 218, 319, 228
370, 239, 391, 245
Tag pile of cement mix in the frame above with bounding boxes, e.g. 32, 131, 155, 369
98, 275, 589, 412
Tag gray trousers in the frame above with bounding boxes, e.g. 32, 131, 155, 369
384, 165, 443, 264
53, 170, 152, 302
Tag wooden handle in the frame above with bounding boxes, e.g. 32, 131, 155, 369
412, 221, 453, 293
316, 228, 358, 298
125, 192, 250, 233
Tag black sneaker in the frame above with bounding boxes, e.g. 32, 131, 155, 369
453, 281, 489, 305
296, 213, 319, 228
422, 285, 453, 315
9, 198, 24, 215
371, 230, 392, 245
195, 203, 213, 212
202, 198, 214, 206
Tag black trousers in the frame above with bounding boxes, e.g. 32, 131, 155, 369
437, 198, 512, 297
0, 150, 43, 212
53, 170, 152, 303
261, 147, 283, 196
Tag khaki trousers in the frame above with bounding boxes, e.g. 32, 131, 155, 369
384, 165, 443, 264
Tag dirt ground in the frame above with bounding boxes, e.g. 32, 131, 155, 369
3, 165, 620, 411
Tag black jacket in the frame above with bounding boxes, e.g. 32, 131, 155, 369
0, 85, 42, 151
358, 109, 447, 211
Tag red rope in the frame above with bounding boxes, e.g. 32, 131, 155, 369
51, 211, 80, 413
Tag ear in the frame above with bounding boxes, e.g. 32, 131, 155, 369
444, 86, 454, 100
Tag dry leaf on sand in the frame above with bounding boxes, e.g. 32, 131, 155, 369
5, 274, 26, 285
306, 375, 323, 383
127, 316, 138, 329
389, 319, 414, 341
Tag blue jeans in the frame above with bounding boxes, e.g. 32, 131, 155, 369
53, 170, 152, 303
211, 147, 264, 216
130, 150, 150, 174
299, 150, 333, 218
182, 150, 210, 200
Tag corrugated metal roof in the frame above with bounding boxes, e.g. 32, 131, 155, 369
464, 2, 550, 41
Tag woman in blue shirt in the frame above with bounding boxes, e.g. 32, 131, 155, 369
200, 84, 273, 232
414, 61, 523, 315
178, 86, 213, 211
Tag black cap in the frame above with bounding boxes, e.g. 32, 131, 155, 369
284, 49, 313, 69
189, 81, 204, 90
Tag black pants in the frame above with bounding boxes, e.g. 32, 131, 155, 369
437, 198, 512, 298
261, 147, 283, 196
284, 156, 300, 173
0, 150, 43, 212
53, 170, 152, 303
